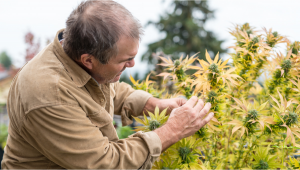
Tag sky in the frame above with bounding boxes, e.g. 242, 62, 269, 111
1, 0, 300, 78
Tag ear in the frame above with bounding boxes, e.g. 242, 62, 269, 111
79, 54, 95, 70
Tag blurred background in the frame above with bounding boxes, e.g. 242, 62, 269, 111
1, 0, 300, 164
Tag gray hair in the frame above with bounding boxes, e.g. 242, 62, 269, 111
63, 0, 143, 64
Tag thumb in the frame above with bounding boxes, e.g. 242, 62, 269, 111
177, 97, 187, 106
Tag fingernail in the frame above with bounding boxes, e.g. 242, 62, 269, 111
207, 102, 211, 106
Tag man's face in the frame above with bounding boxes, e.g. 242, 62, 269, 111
91, 36, 139, 84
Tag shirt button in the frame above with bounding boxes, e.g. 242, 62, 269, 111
100, 99, 104, 103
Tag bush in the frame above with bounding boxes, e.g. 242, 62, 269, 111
132, 23, 300, 169
117, 126, 134, 139
0, 124, 8, 149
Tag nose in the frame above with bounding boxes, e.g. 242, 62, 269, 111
125, 59, 135, 68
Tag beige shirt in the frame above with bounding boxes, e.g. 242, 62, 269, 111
1, 29, 162, 169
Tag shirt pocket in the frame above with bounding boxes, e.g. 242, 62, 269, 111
87, 106, 113, 128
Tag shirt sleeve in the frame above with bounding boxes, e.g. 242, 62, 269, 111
20, 105, 161, 169
113, 81, 152, 126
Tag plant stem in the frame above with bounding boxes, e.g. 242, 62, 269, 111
282, 139, 285, 167
240, 134, 262, 168
234, 136, 247, 169
210, 134, 215, 167
224, 129, 231, 169
214, 133, 217, 158
204, 142, 210, 163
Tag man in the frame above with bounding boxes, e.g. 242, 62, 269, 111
1, 0, 213, 169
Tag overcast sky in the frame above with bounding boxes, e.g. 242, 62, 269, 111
1, 0, 300, 78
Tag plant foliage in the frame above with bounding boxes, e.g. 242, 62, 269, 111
0, 52, 12, 69
131, 23, 300, 169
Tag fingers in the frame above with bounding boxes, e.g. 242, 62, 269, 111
199, 112, 214, 127
193, 99, 205, 112
178, 98, 187, 106
198, 102, 211, 119
169, 108, 177, 117
183, 96, 198, 108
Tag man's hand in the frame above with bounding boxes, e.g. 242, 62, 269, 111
154, 96, 213, 151
143, 97, 187, 115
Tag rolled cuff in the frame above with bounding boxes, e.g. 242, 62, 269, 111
130, 131, 162, 169
121, 90, 152, 126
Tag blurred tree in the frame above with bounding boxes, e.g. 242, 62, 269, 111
0, 52, 12, 70
142, 0, 226, 65
25, 32, 40, 62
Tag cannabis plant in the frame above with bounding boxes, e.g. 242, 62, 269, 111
130, 23, 300, 169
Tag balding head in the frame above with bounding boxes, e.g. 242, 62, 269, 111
63, 0, 143, 64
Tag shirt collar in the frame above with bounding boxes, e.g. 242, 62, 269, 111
53, 29, 94, 87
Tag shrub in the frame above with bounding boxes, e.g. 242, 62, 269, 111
132, 23, 300, 169
0, 124, 8, 149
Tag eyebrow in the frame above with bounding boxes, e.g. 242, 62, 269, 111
121, 56, 135, 62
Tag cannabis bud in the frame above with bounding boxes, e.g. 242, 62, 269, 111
179, 147, 191, 162
241, 23, 252, 36
174, 60, 180, 67
281, 59, 292, 73
196, 127, 208, 139
291, 41, 300, 55
252, 37, 259, 44
284, 112, 298, 126
292, 47, 298, 55
149, 120, 160, 131
207, 91, 217, 103
246, 30, 252, 37
248, 109, 259, 120
257, 160, 269, 169
208, 63, 219, 73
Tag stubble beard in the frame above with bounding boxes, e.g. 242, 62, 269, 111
106, 71, 123, 83
103, 67, 126, 83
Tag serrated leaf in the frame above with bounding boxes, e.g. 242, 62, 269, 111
270, 95, 280, 109
258, 101, 268, 111
214, 52, 219, 63
133, 116, 146, 125
154, 106, 159, 117
232, 125, 242, 135
205, 50, 213, 64
220, 58, 230, 67
232, 97, 247, 112
160, 56, 172, 64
